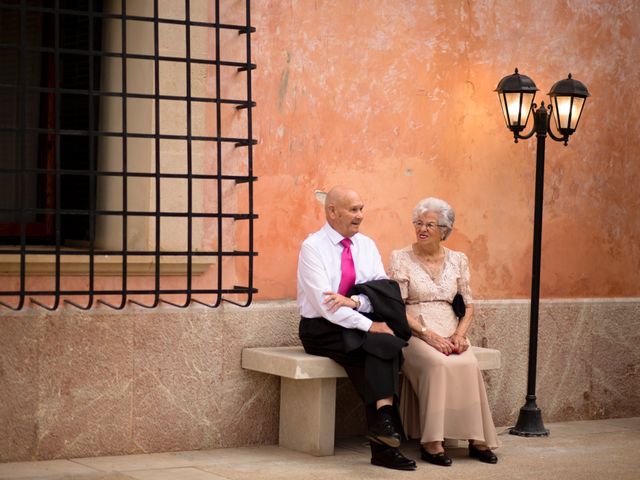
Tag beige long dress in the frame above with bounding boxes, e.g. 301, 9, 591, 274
389, 246, 498, 448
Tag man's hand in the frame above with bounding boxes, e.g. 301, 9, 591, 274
322, 291, 356, 313
368, 322, 395, 336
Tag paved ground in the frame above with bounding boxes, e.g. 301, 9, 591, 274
1, 417, 638, 480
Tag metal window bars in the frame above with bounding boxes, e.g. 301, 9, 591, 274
0, 0, 257, 310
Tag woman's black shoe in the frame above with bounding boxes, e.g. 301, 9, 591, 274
469, 443, 498, 464
420, 445, 452, 466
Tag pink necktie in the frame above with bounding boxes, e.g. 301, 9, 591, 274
338, 238, 356, 296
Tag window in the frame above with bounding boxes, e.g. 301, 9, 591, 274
0, 0, 257, 310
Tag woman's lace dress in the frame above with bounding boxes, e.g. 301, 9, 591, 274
389, 246, 498, 447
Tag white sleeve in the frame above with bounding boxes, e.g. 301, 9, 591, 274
298, 242, 373, 331
353, 238, 387, 313
370, 241, 388, 281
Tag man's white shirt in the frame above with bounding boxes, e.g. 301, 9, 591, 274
297, 223, 388, 331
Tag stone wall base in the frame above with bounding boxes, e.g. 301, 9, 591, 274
1, 299, 638, 461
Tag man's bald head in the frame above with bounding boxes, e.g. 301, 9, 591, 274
325, 186, 357, 213
325, 186, 364, 238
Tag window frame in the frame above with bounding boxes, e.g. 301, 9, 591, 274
0, 0, 257, 311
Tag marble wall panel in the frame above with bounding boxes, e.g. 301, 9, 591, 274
472, 301, 530, 427
589, 302, 640, 419
131, 306, 224, 453
0, 313, 41, 461
218, 302, 300, 448
334, 378, 366, 437
536, 302, 594, 421
34, 309, 134, 459
471, 300, 640, 429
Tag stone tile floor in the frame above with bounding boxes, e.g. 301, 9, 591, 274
1, 418, 638, 480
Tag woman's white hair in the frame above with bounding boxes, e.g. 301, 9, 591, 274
412, 197, 455, 240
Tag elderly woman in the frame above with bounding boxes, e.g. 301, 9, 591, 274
389, 197, 498, 466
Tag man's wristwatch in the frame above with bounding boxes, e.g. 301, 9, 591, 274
350, 295, 361, 310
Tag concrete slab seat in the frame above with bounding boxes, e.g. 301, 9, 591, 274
241, 345, 501, 456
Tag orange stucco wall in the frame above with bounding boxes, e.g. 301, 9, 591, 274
1, 0, 637, 307
251, 0, 640, 300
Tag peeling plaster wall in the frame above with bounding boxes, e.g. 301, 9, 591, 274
251, 0, 640, 300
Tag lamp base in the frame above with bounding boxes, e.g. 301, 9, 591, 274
509, 396, 550, 437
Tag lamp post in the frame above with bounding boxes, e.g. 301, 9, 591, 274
495, 69, 590, 436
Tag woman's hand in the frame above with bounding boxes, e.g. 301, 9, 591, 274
419, 330, 456, 355
449, 333, 469, 354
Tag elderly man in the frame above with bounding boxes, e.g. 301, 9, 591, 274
297, 186, 416, 471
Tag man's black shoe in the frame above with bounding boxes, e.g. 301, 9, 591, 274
366, 413, 401, 448
371, 448, 417, 471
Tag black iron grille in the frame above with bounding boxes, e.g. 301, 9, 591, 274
0, 0, 257, 310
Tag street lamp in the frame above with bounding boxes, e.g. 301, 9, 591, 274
495, 69, 590, 436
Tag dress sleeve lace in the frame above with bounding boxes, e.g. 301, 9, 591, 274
388, 250, 409, 301
456, 252, 473, 304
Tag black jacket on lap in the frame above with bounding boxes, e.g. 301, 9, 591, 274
348, 279, 412, 340
299, 279, 412, 360
342, 279, 412, 358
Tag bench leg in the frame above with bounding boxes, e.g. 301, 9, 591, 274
279, 377, 337, 456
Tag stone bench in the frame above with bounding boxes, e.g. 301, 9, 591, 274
242, 345, 501, 456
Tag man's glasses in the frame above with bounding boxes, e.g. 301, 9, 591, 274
412, 221, 446, 230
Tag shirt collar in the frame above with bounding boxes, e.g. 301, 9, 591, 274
323, 222, 356, 246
